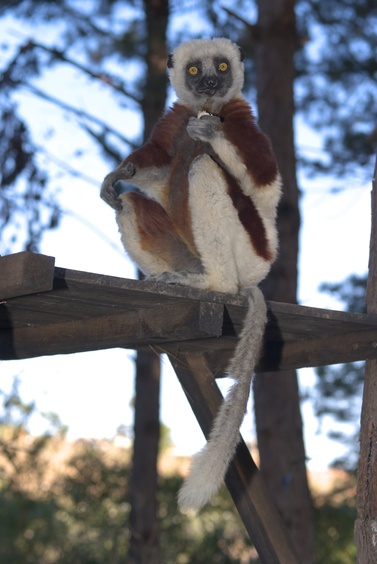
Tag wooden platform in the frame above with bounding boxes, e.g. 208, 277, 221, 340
1, 252, 377, 372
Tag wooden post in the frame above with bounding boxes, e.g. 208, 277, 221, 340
355, 155, 377, 562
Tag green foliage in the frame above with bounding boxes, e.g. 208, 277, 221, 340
0, 0, 143, 253
0, 41, 60, 253
0, 381, 358, 562
0, 381, 68, 563
0, 382, 255, 563
55, 443, 131, 563
315, 500, 357, 563
159, 475, 256, 563
313, 275, 367, 470
319, 275, 367, 314
297, 0, 377, 179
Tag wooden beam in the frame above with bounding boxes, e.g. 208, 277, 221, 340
0, 252, 55, 300
0, 301, 224, 360
1, 258, 377, 369
167, 350, 300, 564
260, 329, 377, 372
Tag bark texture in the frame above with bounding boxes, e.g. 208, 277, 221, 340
253, 1, 315, 561
355, 156, 377, 562
128, 1, 169, 562
129, 350, 162, 564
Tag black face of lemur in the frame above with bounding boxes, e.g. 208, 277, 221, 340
185, 57, 233, 98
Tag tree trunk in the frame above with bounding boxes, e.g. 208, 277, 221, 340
141, 0, 170, 140
355, 155, 377, 562
129, 351, 162, 564
128, 1, 169, 563
253, 1, 315, 562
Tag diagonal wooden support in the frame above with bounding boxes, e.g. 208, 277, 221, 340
164, 349, 300, 564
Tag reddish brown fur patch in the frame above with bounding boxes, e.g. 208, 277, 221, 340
128, 192, 176, 247
167, 135, 204, 255
220, 99, 278, 187
121, 104, 191, 170
223, 170, 273, 261
126, 192, 199, 270
118, 104, 200, 255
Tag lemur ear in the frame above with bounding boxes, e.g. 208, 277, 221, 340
238, 46, 245, 62
167, 54, 174, 68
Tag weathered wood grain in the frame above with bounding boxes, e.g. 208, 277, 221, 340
355, 156, 377, 563
0, 301, 224, 360
0, 252, 55, 300
1, 258, 377, 371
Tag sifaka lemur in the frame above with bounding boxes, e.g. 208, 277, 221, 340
101, 37, 282, 510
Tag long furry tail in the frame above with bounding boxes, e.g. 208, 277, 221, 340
178, 286, 267, 510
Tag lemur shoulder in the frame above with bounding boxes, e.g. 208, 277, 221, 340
101, 37, 281, 510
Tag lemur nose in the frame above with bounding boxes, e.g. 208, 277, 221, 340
204, 76, 219, 88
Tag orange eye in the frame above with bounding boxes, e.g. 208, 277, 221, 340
218, 62, 228, 72
188, 66, 199, 75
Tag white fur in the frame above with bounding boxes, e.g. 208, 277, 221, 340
189, 155, 272, 289
169, 38, 244, 113
206, 134, 282, 263
117, 197, 171, 275
178, 286, 267, 509
188, 155, 240, 292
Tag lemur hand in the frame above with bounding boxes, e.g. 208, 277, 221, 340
100, 162, 136, 210
187, 115, 222, 141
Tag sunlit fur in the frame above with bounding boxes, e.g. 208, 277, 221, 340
177, 285, 267, 509
101, 38, 281, 510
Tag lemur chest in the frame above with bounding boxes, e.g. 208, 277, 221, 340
160, 129, 224, 254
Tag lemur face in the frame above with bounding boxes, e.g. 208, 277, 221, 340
184, 56, 233, 99
168, 38, 245, 113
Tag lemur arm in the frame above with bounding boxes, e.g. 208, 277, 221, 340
187, 98, 279, 194
101, 103, 190, 209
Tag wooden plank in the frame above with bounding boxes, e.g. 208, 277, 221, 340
51, 266, 247, 306
260, 329, 377, 372
160, 326, 377, 373
0, 252, 55, 300
50, 267, 377, 337
0, 301, 224, 360
167, 351, 300, 564
1, 258, 377, 369
0, 267, 244, 328
355, 156, 377, 562
3, 264, 377, 337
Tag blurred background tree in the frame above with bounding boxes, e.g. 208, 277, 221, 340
312, 275, 367, 472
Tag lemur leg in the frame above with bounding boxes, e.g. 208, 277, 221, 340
189, 155, 242, 292
155, 155, 241, 293
117, 192, 200, 276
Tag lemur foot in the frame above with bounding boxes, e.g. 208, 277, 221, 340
100, 162, 136, 211
148, 271, 191, 285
